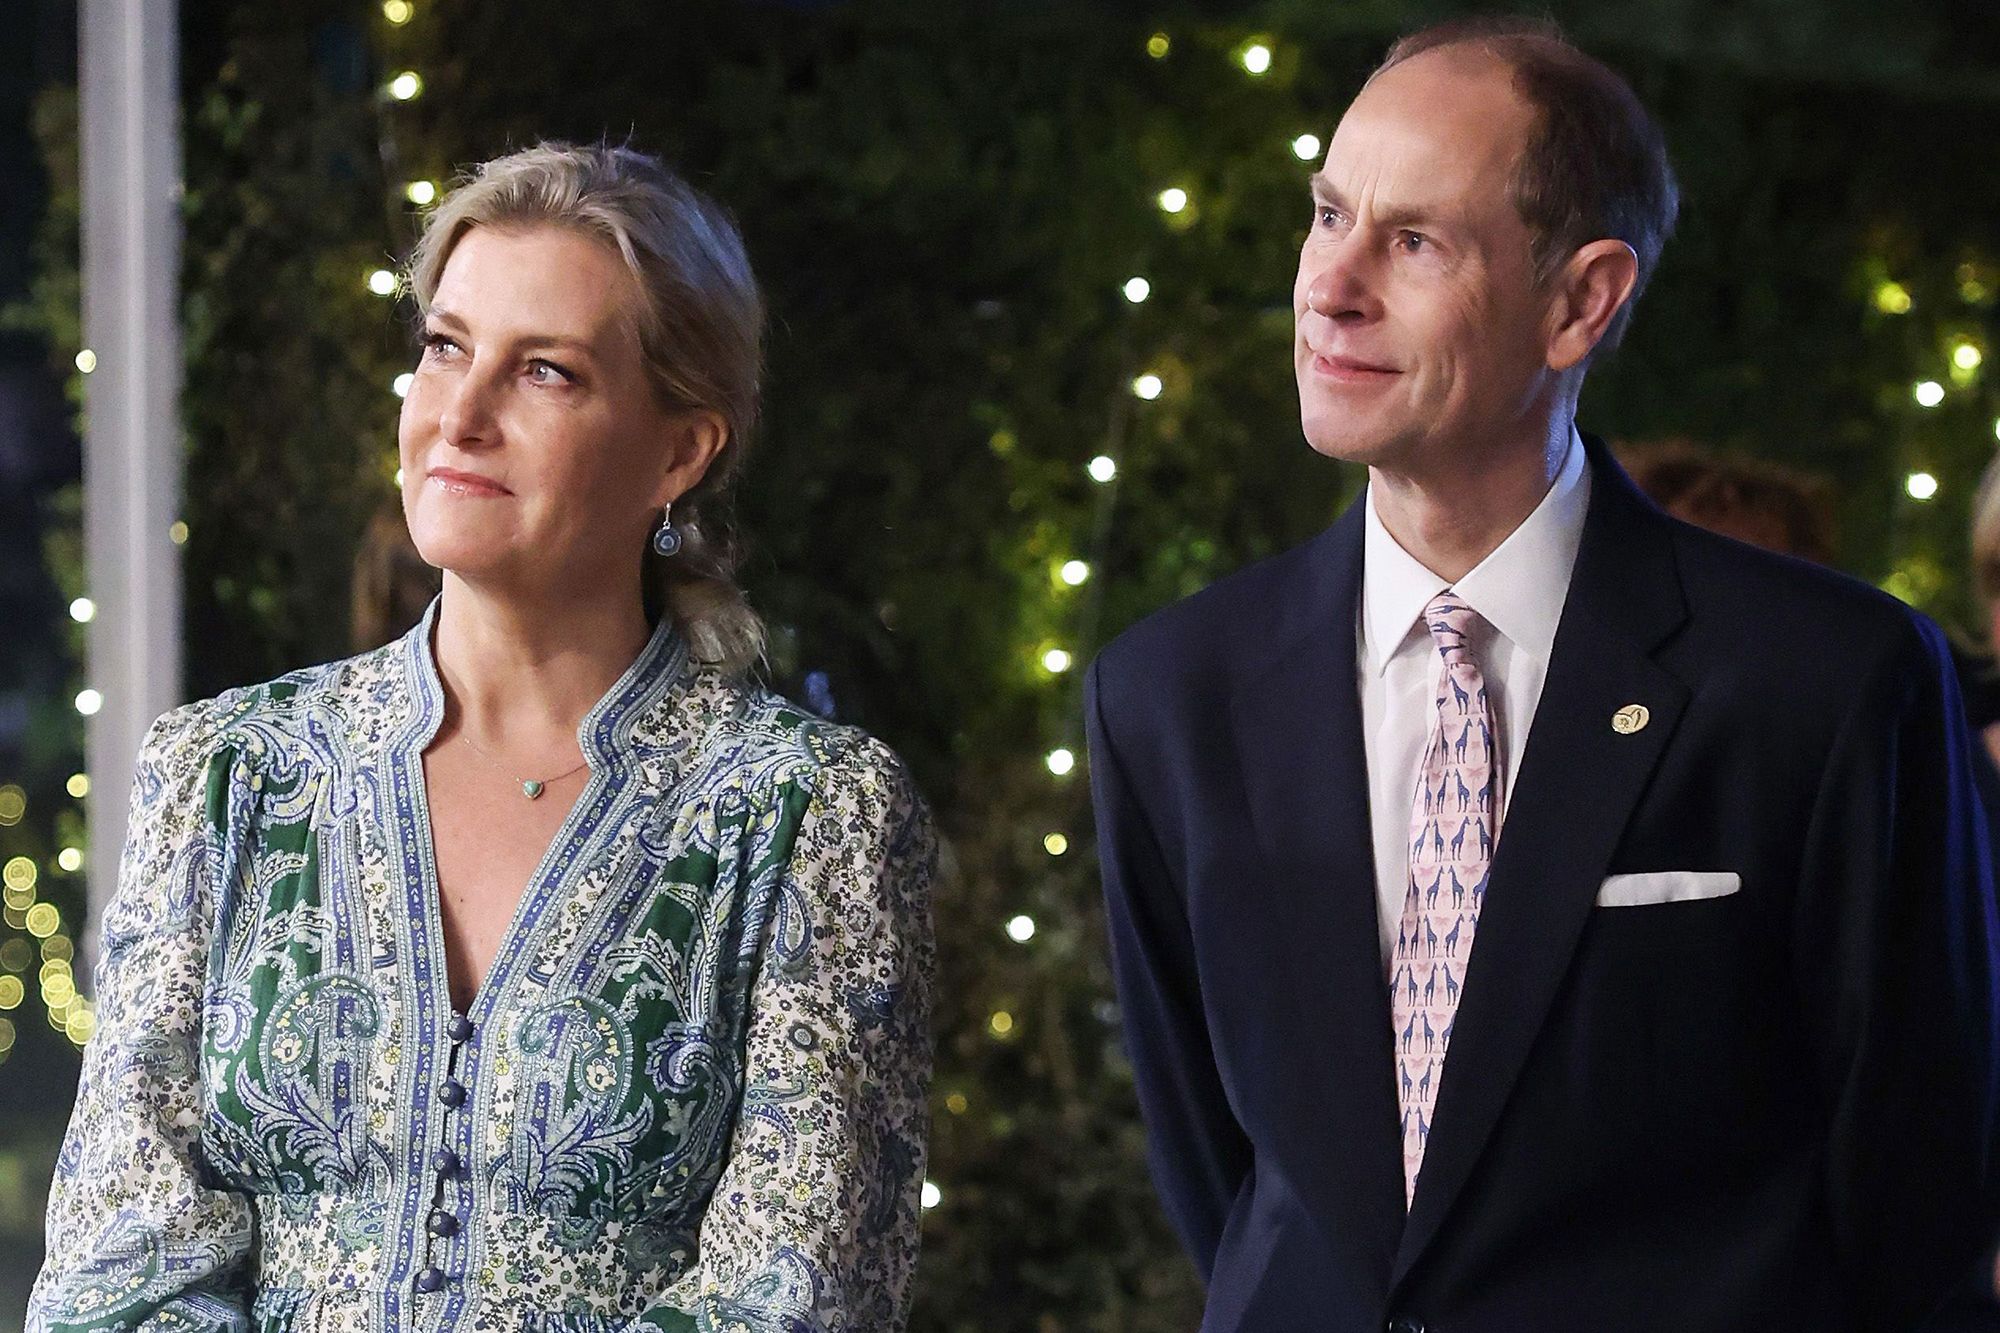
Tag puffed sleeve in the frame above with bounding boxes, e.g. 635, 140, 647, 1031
28, 703, 256, 1333
634, 734, 939, 1332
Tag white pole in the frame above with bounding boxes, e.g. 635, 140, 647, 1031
78, 0, 182, 958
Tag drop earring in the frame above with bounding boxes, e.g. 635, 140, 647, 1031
652, 502, 683, 557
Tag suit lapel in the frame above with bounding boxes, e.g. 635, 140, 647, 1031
1229, 496, 1411, 1271
1391, 441, 1692, 1284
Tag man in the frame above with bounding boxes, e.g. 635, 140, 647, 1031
1084, 18, 2000, 1332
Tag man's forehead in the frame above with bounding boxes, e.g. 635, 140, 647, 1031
1330, 46, 1534, 178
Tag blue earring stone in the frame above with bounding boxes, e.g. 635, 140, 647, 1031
652, 522, 682, 557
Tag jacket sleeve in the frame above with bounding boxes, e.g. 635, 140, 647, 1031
1085, 655, 1252, 1281
1792, 614, 2000, 1330
631, 737, 938, 1332
28, 704, 256, 1333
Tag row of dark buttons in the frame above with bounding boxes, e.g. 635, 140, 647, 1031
413, 1011, 477, 1295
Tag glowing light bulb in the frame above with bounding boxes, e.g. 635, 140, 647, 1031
1132, 373, 1164, 400
1914, 380, 1945, 408
1006, 914, 1037, 943
388, 71, 424, 101
1954, 343, 1983, 371
1292, 133, 1322, 162
1146, 32, 1170, 59
1088, 455, 1117, 483
1043, 832, 1069, 856
69, 597, 95, 623
1060, 560, 1091, 586
1122, 276, 1151, 304
1874, 281, 1912, 315
1241, 44, 1272, 75
56, 848, 82, 873
1042, 648, 1073, 674
74, 689, 103, 717
920, 1180, 942, 1209
65, 774, 88, 799
74, 349, 97, 374
367, 268, 398, 296
405, 180, 438, 206
383, 0, 414, 23
1907, 471, 1940, 500
393, 372, 415, 398
1046, 748, 1075, 776
1158, 188, 1188, 215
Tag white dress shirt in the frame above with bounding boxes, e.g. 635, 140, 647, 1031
1358, 429, 1592, 965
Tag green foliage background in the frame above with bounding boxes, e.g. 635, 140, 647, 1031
9, 0, 2000, 1326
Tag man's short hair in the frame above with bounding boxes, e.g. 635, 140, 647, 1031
1376, 17, 1680, 355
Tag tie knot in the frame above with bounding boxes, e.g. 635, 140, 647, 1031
1423, 591, 1484, 660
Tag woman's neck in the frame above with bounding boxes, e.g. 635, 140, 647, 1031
429, 573, 654, 753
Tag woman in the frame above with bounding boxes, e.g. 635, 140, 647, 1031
29, 142, 938, 1332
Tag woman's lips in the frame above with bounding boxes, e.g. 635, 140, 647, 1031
427, 468, 512, 497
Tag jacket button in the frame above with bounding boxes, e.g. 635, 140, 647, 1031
413, 1267, 445, 1293
433, 1148, 463, 1177
436, 1079, 467, 1108
447, 1013, 474, 1043
1387, 1319, 1427, 1333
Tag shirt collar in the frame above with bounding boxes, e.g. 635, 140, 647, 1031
1359, 425, 1591, 676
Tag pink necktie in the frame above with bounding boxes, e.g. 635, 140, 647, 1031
1390, 591, 1498, 1204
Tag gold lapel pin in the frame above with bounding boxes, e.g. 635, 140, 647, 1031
1612, 704, 1650, 735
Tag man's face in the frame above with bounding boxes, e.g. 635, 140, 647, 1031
1294, 47, 1557, 476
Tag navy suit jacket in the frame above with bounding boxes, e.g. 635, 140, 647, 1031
1085, 437, 2000, 1332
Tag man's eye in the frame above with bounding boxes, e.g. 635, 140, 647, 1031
1398, 232, 1429, 253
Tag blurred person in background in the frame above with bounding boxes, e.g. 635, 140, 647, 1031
29, 142, 937, 1332
1619, 439, 1836, 565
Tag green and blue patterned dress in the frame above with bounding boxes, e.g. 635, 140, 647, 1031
28, 599, 938, 1332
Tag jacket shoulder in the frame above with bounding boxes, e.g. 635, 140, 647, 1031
1092, 534, 1331, 706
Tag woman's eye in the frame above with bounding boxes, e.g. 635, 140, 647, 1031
526, 360, 572, 386
421, 332, 458, 358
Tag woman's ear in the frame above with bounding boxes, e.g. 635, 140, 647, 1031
655, 410, 730, 508
1545, 239, 1639, 372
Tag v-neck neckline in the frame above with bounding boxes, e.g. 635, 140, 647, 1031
394, 596, 688, 1027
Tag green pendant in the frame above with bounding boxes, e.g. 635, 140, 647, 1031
522, 780, 545, 799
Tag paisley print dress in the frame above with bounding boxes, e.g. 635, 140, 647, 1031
28, 599, 938, 1332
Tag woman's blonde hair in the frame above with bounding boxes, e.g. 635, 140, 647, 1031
405, 140, 767, 674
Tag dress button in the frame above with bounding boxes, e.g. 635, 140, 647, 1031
436, 1080, 467, 1108
1386, 1318, 1426, 1333
427, 1210, 460, 1237
433, 1148, 463, 1177
413, 1267, 445, 1293
447, 1013, 474, 1043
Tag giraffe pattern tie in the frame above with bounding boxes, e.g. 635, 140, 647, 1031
1389, 590, 1498, 1204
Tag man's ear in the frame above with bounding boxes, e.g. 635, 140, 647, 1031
653, 409, 730, 508
1545, 239, 1639, 372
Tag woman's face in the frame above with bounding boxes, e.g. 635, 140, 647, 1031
398, 223, 720, 598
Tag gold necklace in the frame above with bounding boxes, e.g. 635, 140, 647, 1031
456, 729, 589, 800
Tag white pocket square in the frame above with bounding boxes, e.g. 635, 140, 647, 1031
1595, 871, 1741, 907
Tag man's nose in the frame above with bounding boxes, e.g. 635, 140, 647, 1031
1304, 237, 1382, 323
